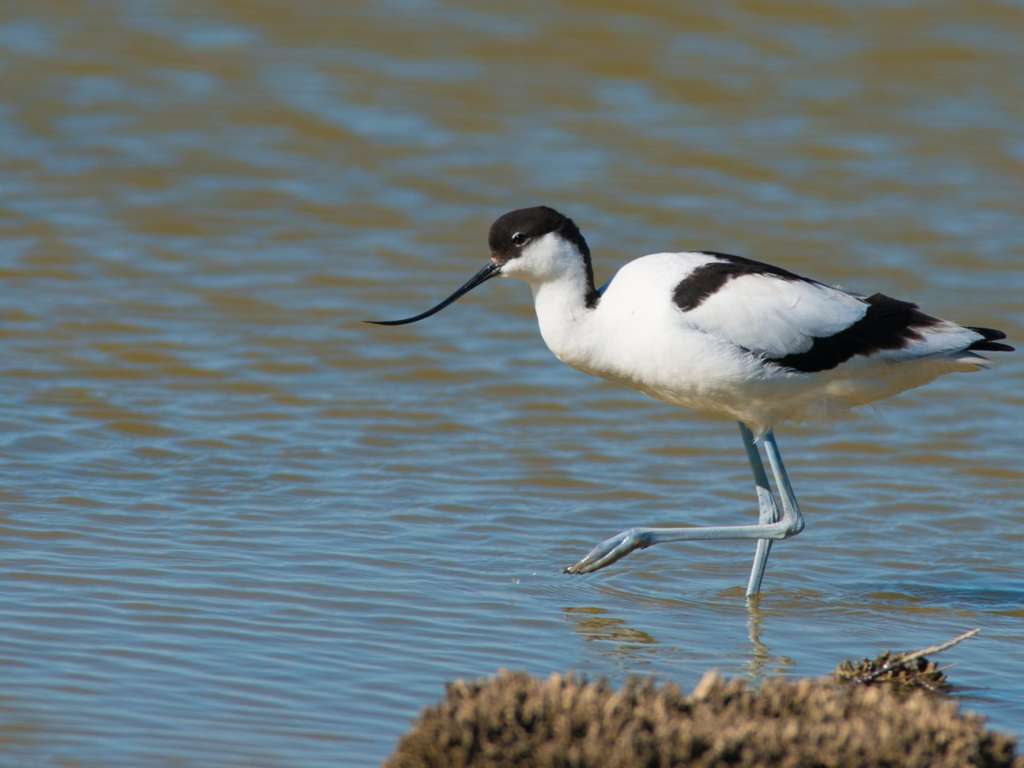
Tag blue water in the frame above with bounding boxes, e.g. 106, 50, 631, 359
0, 2, 1021, 765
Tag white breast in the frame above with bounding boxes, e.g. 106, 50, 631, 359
534, 253, 762, 409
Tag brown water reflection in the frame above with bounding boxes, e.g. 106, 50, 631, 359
565, 606, 658, 649
0, 1, 1021, 765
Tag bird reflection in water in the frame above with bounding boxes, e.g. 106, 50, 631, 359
563, 606, 657, 661
561, 600, 797, 681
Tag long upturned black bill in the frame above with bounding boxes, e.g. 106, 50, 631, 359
366, 262, 501, 326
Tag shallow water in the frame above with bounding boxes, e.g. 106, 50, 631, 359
0, 1, 1022, 765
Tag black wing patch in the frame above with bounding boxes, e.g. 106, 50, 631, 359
768, 293, 941, 373
672, 252, 814, 312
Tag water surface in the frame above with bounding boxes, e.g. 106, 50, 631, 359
0, 2, 1022, 765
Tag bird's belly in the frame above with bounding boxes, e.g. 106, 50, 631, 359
560, 331, 769, 420
556, 331, 876, 432
540, 308, 962, 432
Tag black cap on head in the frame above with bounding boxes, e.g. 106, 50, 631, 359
488, 206, 598, 306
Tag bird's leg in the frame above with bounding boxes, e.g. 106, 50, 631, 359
564, 427, 804, 577
760, 429, 804, 539
740, 423, 779, 598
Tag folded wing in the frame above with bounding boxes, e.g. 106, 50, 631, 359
673, 254, 1007, 373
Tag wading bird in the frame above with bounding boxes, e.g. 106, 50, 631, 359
370, 206, 1012, 596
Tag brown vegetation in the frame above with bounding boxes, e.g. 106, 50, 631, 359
834, 650, 948, 691
833, 628, 978, 692
387, 669, 1021, 768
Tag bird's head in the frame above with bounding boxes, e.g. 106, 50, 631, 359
368, 205, 595, 326
487, 206, 592, 284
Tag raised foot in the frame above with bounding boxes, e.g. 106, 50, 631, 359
564, 528, 653, 574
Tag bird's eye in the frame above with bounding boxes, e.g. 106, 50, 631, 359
511, 232, 527, 246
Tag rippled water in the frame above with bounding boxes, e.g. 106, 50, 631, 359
1, 2, 1022, 765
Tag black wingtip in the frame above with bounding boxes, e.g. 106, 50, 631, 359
969, 341, 1015, 352
968, 326, 1007, 341
967, 326, 1014, 353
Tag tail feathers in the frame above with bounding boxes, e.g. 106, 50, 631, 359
954, 351, 991, 368
966, 326, 1014, 353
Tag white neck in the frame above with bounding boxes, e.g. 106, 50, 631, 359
528, 265, 597, 368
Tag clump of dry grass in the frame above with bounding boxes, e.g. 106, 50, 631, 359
835, 651, 948, 691
387, 669, 1021, 768
833, 628, 978, 692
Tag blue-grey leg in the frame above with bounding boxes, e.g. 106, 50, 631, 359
760, 429, 802, 538
565, 426, 804, 585
740, 423, 778, 598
